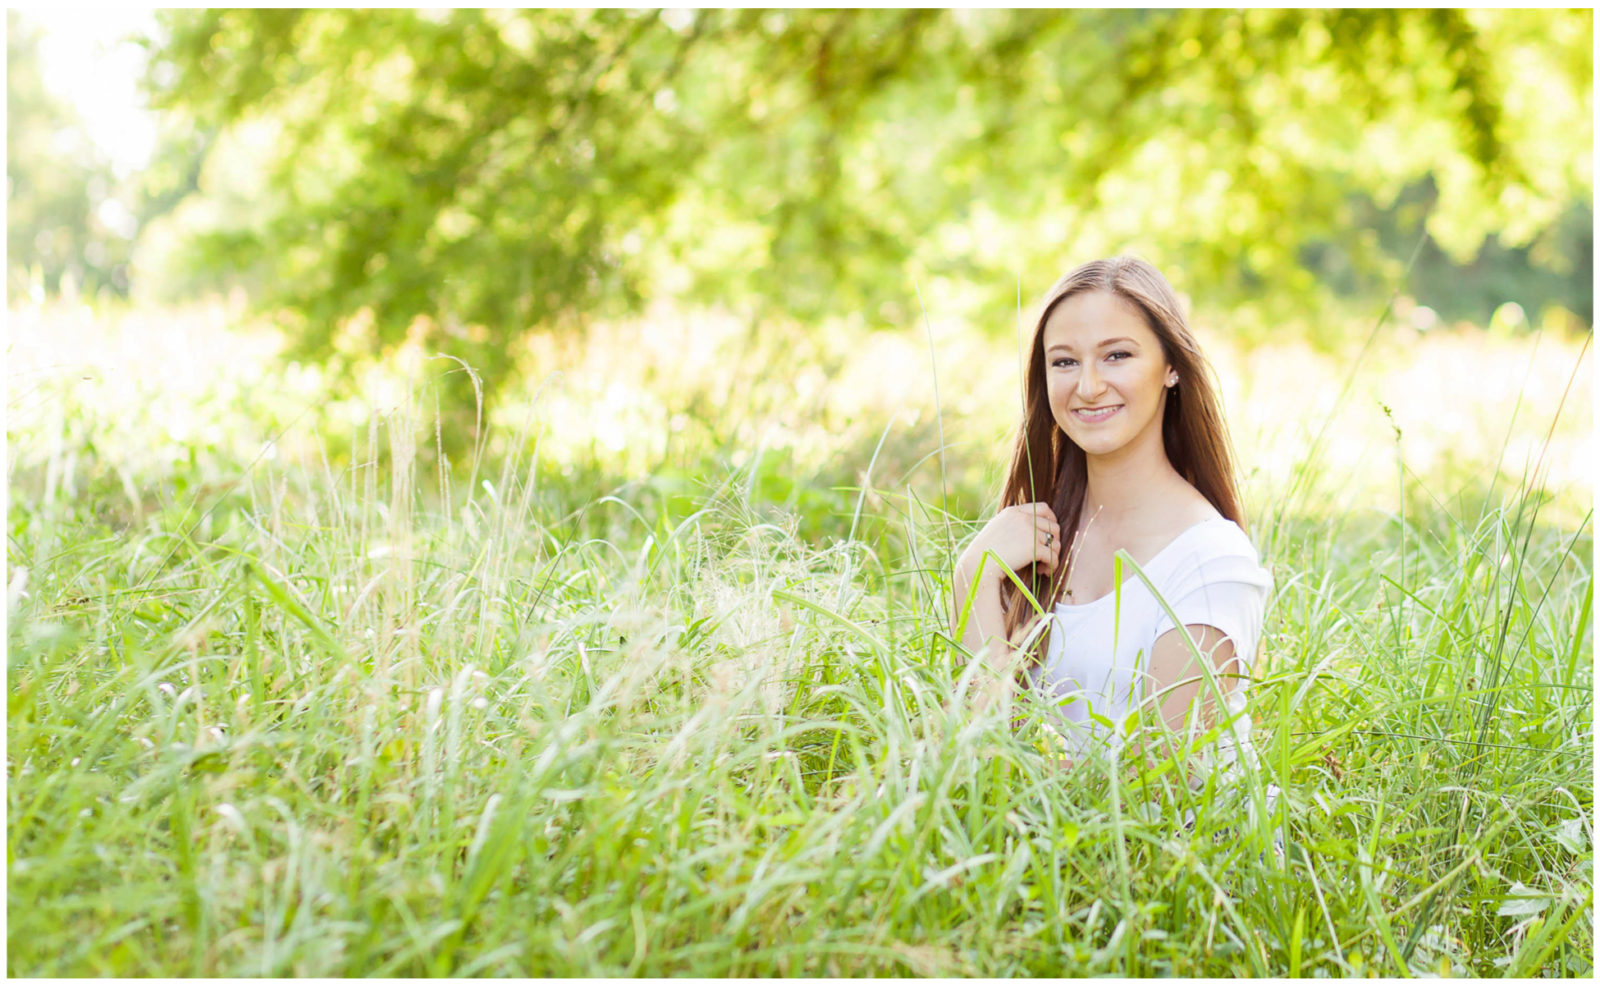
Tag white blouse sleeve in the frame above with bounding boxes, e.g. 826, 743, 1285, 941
1149, 548, 1273, 670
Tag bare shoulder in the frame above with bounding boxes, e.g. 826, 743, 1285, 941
1161, 481, 1223, 535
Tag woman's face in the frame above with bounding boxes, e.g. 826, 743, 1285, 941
1041, 290, 1174, 461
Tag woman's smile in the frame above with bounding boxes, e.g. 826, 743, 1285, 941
1072, 404, 1123, 423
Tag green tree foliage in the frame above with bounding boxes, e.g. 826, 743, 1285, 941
144, 8, 1591, 409
6, 11, 134, 301
1304, 180, 1593, 329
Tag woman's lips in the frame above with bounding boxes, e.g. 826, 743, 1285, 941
1072, 405, 1123, 423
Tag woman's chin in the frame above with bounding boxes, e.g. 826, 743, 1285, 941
1069, 431, 1127, 457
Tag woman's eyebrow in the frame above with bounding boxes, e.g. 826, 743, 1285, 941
1046, 336, 1139, 353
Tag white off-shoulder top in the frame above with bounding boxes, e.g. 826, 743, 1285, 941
1027, 516, 1273, 758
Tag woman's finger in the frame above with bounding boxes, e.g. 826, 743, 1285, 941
1022, 502, 1056, 523
1035, 533, 1058, 564
1035, 521, 1062, 552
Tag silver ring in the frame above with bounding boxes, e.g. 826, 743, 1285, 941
1045, 532, 1054, 547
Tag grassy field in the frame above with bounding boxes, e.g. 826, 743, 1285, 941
6, 298, 1593, 976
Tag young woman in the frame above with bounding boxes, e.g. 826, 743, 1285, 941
951, 257, 1271, 761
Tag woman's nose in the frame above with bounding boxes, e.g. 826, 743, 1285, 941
1076, 364, 1104, 398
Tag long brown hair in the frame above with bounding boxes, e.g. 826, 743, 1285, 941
998, 256, 1244, 668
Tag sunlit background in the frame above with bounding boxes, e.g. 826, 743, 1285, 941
6, 5, 1594, 540
21, 7, 157, 175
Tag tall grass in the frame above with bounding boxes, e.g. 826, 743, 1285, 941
5, 300, 1592, 976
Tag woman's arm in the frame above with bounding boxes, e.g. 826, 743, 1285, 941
949, 502, 1061, 712
950, 551, 1020, 710
1136, 624, 1244, 768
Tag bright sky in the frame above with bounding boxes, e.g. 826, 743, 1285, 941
17, 5, 160, 177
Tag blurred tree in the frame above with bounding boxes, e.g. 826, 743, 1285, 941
1302, 180, 1593, 330
142, 8, 1592, 418
6, 11, 135, 301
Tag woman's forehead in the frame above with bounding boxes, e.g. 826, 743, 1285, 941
1043, 291, 1154, 345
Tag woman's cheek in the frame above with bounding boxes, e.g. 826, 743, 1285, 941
1048, 391, 1072, 425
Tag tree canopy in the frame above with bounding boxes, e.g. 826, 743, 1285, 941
143, 7, 1592, 406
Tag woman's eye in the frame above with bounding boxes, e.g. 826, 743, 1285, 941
1052, 358, 1076, 368
1107, 351, 1132, 361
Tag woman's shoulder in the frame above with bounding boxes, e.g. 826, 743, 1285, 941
1159, 516, 1271, 589
1185, 515, 1262, 558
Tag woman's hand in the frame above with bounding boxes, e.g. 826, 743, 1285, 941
958, 502, 1062, 584
950, 502, 1061, 706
